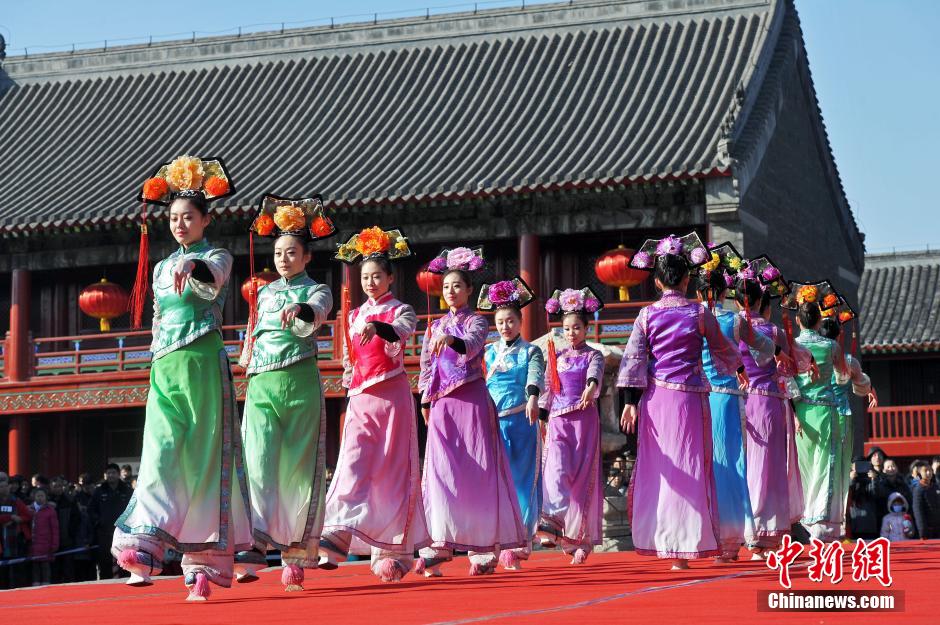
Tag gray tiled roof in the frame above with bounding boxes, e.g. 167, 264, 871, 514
0, 0, 778, 233
860, 250, 940, 353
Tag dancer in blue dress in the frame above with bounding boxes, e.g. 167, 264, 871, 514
480, 277, 544, 570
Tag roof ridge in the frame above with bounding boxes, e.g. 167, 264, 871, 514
2, 0, 773, 83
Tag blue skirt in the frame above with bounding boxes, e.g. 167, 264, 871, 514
709, 391, 755, 556
498, 412, 542, 539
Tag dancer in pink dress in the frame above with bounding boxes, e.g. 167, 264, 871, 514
318, 226, 429, 582
536, 286, 605, 565
416, 246, 527, 577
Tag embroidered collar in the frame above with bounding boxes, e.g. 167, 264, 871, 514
268, 272, 315, 292
655, 290, 689, 308
367, 291, 395, 307
178, 238, 210, 255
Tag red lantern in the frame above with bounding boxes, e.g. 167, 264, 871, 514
79, 278, 129, 332
241, 268, 280, 302
416, 263, 446, 309
595, 245, 647, 301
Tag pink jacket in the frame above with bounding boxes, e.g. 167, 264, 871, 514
29, 504, 59, 561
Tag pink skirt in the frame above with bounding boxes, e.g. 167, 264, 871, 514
322, 374, 428, 553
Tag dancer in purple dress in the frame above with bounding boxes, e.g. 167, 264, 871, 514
618, 233, 746, 570
735, 256, 812, 557
416, 246, 527, 577
536, 287, 605, 565
318, 226, 429, 582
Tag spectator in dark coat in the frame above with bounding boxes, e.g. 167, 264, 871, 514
912, 465, 940, 539
848, 461, 880, 539
29, 488, 58, 586
49, 476, 80, 583
72, 473, 97, 582
88, 464, 132, 580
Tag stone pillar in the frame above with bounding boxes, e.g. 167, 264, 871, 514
7, 269, 31, 475
519, 233, 541, 341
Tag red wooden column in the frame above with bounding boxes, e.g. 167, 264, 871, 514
519, 233, 541, 341
7, 268, 31, 475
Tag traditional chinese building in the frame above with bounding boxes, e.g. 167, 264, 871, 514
860, 249, 940, 460
0, 0, 864, 476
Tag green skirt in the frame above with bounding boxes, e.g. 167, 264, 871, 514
242, 357, 325, 563
794, 401, 839, 528
116, 331, 252, 552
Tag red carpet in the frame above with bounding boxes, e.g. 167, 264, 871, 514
3, 542, 935, 624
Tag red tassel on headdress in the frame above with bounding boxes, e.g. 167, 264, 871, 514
742, 289, 753, 342
424, 290, 433, 343
847, 320, 857, 357
128, 203, 150, 329
546, 312, 561, 393
342, 281, 356, 366
707, 288, 715, 314
782, 309, 796, 357
241, 231, 259, 366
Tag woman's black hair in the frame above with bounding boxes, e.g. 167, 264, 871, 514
653, 254, 689, 288
797, 301, 821, 328
276, 232, 312, 253
819, 317, 841, 340
695, 269, 728, 300
562, 311, 590, 327
494, 305, 522, 320
443, 268, 472, 287
170, 192, 209, 215
360, 255, 394, 276
734, 279, 770, 313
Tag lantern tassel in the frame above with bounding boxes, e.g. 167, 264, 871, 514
128, 202, 150, 329
546, 312, 561, 394
100, 318, 111, 332
618, 286, 629, 302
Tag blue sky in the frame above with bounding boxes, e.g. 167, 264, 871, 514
2, 0, 937, 252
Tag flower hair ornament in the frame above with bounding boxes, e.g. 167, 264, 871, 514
334, 226, 412, 264
694, 242, 743, 309
781, 280, 840, 312
543, 286, 604, 393
251, 195, 335, 241
427, 246, 485, 274
477, 276, 536, 312
332, 225, 413, 365
629, 231, 709, 271
242, 195, 337, 363
129, 155, 236, 329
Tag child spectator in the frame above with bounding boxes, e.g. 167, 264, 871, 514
29, 488, 59, 586
880, 492, 915, 542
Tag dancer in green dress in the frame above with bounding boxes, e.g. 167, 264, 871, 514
235, 195, 335, 591
783, 281, 850, 543
114, 155, 252, 601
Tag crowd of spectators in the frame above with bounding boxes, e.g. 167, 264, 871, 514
0, 464, 134, 588
847, 448, 940, 542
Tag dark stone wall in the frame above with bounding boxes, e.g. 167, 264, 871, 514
738, 57, 864, 306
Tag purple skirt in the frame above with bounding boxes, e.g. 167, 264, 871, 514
541, 406, 603, 550
745, 393, 792, 547
628, 384, 720, 559
422, 378, 527, 552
